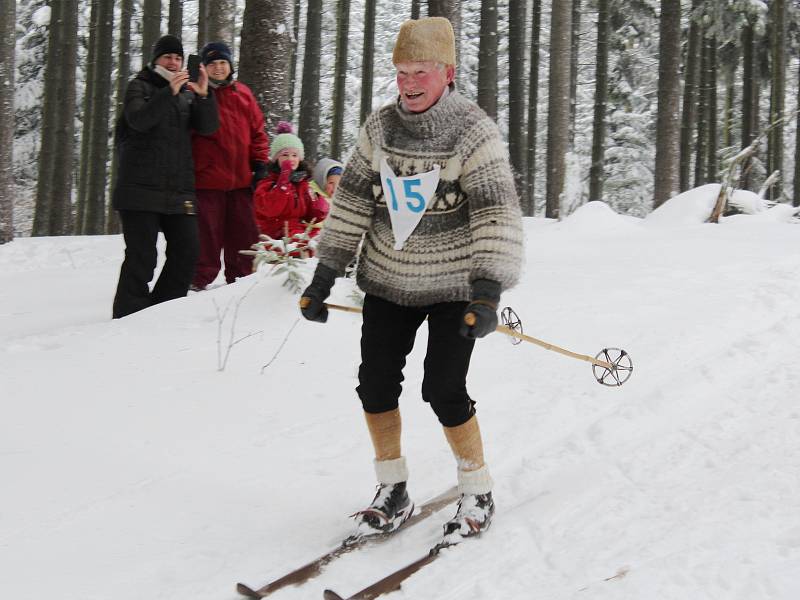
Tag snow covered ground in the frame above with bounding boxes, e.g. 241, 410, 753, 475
2, 188, 800, 600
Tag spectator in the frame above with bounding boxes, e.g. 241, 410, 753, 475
310, 158, 344, 201
112, 35, 218, 319
190, 41, 269, 291
253, 122, 330, 244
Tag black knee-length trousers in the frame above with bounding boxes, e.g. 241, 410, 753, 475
356, 294, 477, 427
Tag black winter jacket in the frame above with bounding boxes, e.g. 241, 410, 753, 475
112, 67, 219, 214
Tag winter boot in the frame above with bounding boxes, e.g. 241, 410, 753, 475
352, 481, 414, 539
440, 490, 495, 546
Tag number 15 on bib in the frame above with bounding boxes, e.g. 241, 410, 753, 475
380, 158, 441, 250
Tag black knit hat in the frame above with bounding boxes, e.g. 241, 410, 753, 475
151, 35, 184, 63
201, 41, 234, 73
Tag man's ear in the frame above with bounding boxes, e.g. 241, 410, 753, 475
445, 64, 455, 85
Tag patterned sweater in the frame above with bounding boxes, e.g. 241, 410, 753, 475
316, 88, 524, 307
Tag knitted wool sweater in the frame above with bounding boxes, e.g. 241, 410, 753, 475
315, 88, 524, 307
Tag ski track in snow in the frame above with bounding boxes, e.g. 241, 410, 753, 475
1, 198, 800, 599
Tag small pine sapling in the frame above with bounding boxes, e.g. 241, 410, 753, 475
240, 221, 320, 293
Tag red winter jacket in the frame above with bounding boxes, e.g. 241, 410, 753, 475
192, 81, 269, 191
253, 168, 330, 239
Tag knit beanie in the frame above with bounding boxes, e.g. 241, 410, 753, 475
151, 35, 184, 64
201, 41, 234, 73
392, 17, 456, 66
270, 122, 305, 161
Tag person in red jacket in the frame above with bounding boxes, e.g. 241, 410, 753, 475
253, 122, 330, 249
190, 42, 269, 290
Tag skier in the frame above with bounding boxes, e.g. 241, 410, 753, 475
299, 17, 523, 545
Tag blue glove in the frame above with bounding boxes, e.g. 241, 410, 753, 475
459, 279, 501, 339
299, 264, 337, 323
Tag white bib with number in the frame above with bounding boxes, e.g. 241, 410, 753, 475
380, 158, 441, 250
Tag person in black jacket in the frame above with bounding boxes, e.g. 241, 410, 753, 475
112, 35, 219, 319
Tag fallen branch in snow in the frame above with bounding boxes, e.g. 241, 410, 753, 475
576, 565, 631, 592
709, 135, 764, 223
758, 170, 781, 200
710, 113, 793, 223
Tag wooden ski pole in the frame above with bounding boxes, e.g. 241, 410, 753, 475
315, 301, 615, 371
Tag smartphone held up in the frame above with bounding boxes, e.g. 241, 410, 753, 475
187, 54, 201, 83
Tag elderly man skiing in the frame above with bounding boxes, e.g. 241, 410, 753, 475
300, 17, 523, 546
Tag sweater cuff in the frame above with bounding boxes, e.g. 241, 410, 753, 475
471, 279, 501, 304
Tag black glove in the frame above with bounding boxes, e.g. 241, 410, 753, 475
299, 263, 337, 323
459, 279, 501, 339
251, 161, 268, 190
290, 169, 308, 183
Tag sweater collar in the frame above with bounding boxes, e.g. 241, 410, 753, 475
393, 83, 461, 137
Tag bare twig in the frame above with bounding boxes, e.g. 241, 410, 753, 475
214, 279, 262, 371
260, 317, 301, 373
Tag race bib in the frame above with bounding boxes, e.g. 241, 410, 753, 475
380, 159, 441, 250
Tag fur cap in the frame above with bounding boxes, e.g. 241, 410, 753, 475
392, 17, 456, 66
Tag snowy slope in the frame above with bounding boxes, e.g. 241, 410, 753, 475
2, 190, 800, 600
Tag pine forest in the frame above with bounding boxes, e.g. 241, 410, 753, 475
1, 0, 799, 243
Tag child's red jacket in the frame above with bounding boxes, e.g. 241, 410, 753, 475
253, 169, 330, 240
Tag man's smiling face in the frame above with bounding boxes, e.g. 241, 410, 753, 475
395, 61, 454, 113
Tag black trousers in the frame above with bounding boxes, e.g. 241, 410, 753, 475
112, 210, 199, 319
356, 294, 477, 427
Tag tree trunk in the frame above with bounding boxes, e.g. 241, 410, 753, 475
720, 41, 737, 150
77, 0, 101, 233
794, 59, 800, 206
740, 16, 758, 190
198, 0, 208, 49
32, 0, 79, 236
705, 35, 718, 184
107, 0, 133, 234
0, 0, 14, 243
82, 0, 115, 234
298, 0, 322, 161
679, 0, 702, 192
523, 0, 542, 216
545, 0, 572, 219
32, 0, 63, 236
289, 0, 301, 116
507, 0, 526, 196
588, 0, 609, 202
330, 0, 351, 159
569, 0, 581, 145
652, 0, 681, 209
141, 0, 162, 61
167, 0, 183, 38
768, 0, 785, 200
694, 29, 708, 187
239, 0, 293, 130
477, 0, 498, 120
359, 0, 376, 124
207, 0, 236, 49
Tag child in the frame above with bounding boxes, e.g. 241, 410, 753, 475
253, 122, 329, 245
310, 158, 344, 201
